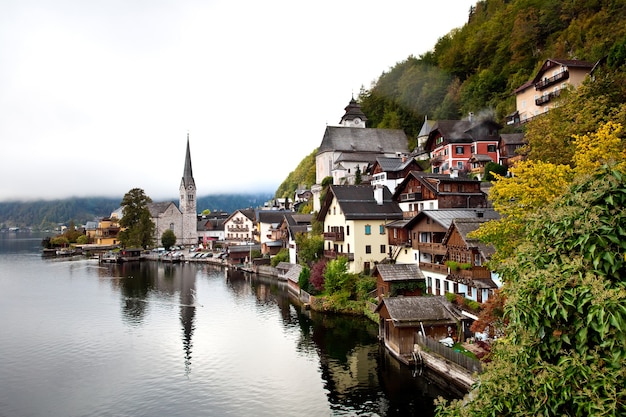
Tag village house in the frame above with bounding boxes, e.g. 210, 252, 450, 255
392, 171, 487, 218
425, 116, 501, 177
373, 263, 425, 300
224, 209, 256, 245
274, 213, 313, 264
508, 58, 594, 125
441, 218, 500, 303
197, 212, 227, 250
403, 209, 500, 300
499, 132, 526, 168
375, 296, 467, 363
318, 184, 403, 274
369, 155, 424, 194
88, 213, 121, 245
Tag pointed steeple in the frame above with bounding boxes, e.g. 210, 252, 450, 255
182, 133, 195, 189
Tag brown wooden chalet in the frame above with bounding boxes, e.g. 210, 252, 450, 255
404, 209, 499, 280
392, 171, 486, 218
375, 296, 467, 362
369, 155, 424, 193
499, 133, 526, 167
373, 263, 425, 299
442, 218, 499, 303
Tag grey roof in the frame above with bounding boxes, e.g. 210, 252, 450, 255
374, 156, 415, 172
417, 117, 436, 138
321, 185, 403, 221
339, 97, 368, 123
469, 154, 494, 163
275, 262, 292, 272
335, 152, 383, 163
284, 263, 303, 284
393, 171, 484, 200
257, 210, 291, 224
147, 201, 179, 217
444, 218, 497, 259
375, 263, 425, 282
407, 209, 500, 230
376, 296, 463, 326
500, 133, 525, 145
317, 126, 408, 155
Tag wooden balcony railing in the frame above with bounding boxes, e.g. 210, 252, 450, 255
324, 250, 354, 261
535, 70, 569, 90
419, 262, 448, 274
323, 231, 344, 241
416, 242, 447, 255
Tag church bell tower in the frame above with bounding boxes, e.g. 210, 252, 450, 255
179, 134, 197, 245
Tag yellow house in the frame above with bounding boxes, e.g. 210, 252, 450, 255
88, 210, 123, 246
509, 58, 594, 124
318, 184, 403, 274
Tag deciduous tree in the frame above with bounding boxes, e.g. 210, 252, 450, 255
118, 188, 155, 249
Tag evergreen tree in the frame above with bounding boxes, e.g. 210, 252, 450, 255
118, 188, 155, 248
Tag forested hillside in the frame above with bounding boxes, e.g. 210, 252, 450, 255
0, 193, 273, 230
275, 0, 626, 198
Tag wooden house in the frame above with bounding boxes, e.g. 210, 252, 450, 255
392, 171, 486, 218
375, 296, 467, 363
373, 263, 425, 299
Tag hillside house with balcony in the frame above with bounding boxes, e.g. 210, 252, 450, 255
499, 132, 526, 167
370, 155, 423, 194
318, 184, 403, 274
224, 209, 255, 245
276, 213, 313, 264
400, 210, 499, 301
425, 117, 501, 176
441, 218, 500, 303
508, 59, 594, 125
392, 171, 486, 218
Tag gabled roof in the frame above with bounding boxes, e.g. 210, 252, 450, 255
147, 201, 179, 217
531, 58, 594, 84
424, 119, 501, 151
500, 133, 525, 146
374, 263, 425, 282
318, 185, 403, 221
256, 210, 291, 224
468, 154, 494, 163
284, 263, 303, 284
417, 116, 436, 138
373, 156, 418, 173
375, 296, 463, 326
392, 171, 484, 200
181, 135, 195, 189
225, 209, 255, 223
405, 209, 500, 230
317, 126, 408, 155
443, 218, 497, 259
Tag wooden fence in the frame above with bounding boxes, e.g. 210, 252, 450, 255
415, 333, 482, 374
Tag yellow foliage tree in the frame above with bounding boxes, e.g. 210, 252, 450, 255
572, 121, 626, 176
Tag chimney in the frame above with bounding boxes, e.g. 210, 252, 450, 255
374, 184, 384, 205
468, 112, 474, 123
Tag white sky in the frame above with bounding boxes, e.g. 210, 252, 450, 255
0, 0, 476, 202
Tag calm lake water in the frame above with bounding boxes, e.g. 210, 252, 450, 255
0, 233, 457, 417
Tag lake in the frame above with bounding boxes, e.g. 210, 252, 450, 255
0, 233, 457, 416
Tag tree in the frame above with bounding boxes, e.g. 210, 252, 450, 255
437, 165, 626, 416
295, 233, 324, 265
161, 229, 176, 250
309, 258, 327, 293
323, 256, 350, 294
270, 248, 289, 267
118, 188, 155, 248
483, 161, 507, 181
354, 166, 362, 185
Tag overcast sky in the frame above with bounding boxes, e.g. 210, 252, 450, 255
1, 0, 476, 202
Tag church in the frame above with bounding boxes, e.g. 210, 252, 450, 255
148, 135, 198, 246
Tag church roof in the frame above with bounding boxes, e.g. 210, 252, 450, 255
339, 97, 368, 124
317, 126, 408, 155
182, 135, 195, 189
147, 201, 179, 217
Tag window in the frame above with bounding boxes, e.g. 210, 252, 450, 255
379, 225, 385, 235
487, 144, 496, 152
365, 245, 371, 254
346, 225, 350, 236
444, 281, 449, 293
380, 244, 386, 254
455, 146, 464, 154
457, 161, 463, 169
467, 286, 473, 297
169, 223, 175, 230
365, 225, 371, 235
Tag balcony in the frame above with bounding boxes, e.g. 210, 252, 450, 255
535, 90, 560, 106
400, 192, 422, 202
419, 262, 448, 274
448, 266, 492, 281
228, 226, 249, 232
323, 231, 344, 241
535, 70, 569, 90
324, 250, 354, 261
416, 242, 447, 255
